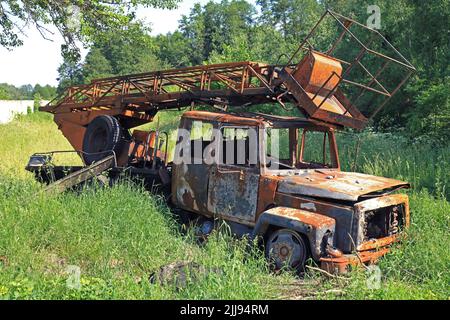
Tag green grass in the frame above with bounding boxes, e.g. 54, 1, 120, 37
0, 112, 79, 180
336, 130, 450, 200
0, 179, 287, 299
0, 112, 448, 300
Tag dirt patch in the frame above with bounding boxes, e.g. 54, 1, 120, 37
0, 255, 8, 267
275, 275, 346, 300
43, 253, 67, 275
149, 261, 222, 290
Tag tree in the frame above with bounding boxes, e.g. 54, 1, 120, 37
43, 85, 57, 100
0, 83, 23, 99
96, 23, 163, 75
68, 21, 168, 88
18, 84, 33, 99
82, 47, 113, 83
32, 84, 57, 100
57, 58, 83, 93
179, 0, 256, 65
406, 80, 450, 141
257, 0, 322, 41
0, 0, 181, 59
179, 3, 206, 65
154, 31, 191, 67
0, 86, 11, 100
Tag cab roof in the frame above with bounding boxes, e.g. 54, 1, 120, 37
181, 110, 338, 130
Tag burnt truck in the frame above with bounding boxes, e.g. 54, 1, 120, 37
171, 111, 410, 273
26, 11, 415, 273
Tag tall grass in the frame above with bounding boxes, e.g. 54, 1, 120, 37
0, 112, 448, 299
337, 130, 449, 199
0, 179, 287, 299
0, 112, 78, 179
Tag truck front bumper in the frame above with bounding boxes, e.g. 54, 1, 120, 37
319, 234, 400, 274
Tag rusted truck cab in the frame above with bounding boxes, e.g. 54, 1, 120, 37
172, 111, 410, 273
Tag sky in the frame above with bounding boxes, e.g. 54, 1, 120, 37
0, 0, 218, 87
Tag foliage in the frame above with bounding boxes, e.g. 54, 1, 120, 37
58, 0, 448, 141
85, 22, 167, 78
257, 0, 322, 41
0, 0, 181, 59
175, 0, 256, 65
153, 31, 191, 67
0, 86, 10, 100
336, 129, 450, 200
56, 58, 84, 93
0, 83, 56, 100
32, 84, 57, 100
406, 80, 450, 142
57, 21, 169, 89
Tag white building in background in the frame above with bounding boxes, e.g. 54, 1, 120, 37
0, 100, 49, 124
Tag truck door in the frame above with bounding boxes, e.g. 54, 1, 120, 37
172, 118, 215, 214
207, 126, 260, 225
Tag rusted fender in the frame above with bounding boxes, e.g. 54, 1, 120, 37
252, 207, 336, 260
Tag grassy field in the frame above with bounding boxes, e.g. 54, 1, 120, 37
0, 112, 448, 299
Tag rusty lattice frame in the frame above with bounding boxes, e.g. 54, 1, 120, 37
42, 10, 415, 132
42, 62, 277, 116
286, 9, 416, 122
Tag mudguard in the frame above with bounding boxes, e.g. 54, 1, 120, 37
252, 207, 336, 260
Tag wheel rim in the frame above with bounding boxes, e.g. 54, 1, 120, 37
267, 229, 306, 271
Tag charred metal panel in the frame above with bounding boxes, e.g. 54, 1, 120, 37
277, 170, 409, 201
208, 166, 259, 225
253, 207, 336, 260
173, 163, 211, 214
172, 117, 211, 213
256, 176, 281, 217
274, 192, 355, 253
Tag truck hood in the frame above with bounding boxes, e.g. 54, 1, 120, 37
277, 170, 409, 202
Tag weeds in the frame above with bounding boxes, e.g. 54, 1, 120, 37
0, 113, 448, 299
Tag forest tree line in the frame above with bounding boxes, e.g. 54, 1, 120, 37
3, 0, 448, 141
58, 0, 449, 141
0, 83, 56, 101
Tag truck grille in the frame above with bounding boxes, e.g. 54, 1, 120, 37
363, 204, 405, 241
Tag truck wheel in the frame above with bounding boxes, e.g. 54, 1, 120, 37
82, 115, 124, 165
265, 229, 307, 273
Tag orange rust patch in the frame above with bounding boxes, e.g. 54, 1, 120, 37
320, 248, 390, 274
357, 234, 400, 251
256, 176, 280, 217
266, 207, 335, 229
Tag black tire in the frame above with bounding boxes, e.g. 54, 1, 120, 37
265, 228, 308, 273
82, 115, 125, 165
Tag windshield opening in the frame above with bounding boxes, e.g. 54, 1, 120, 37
265, 127, 338, 170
